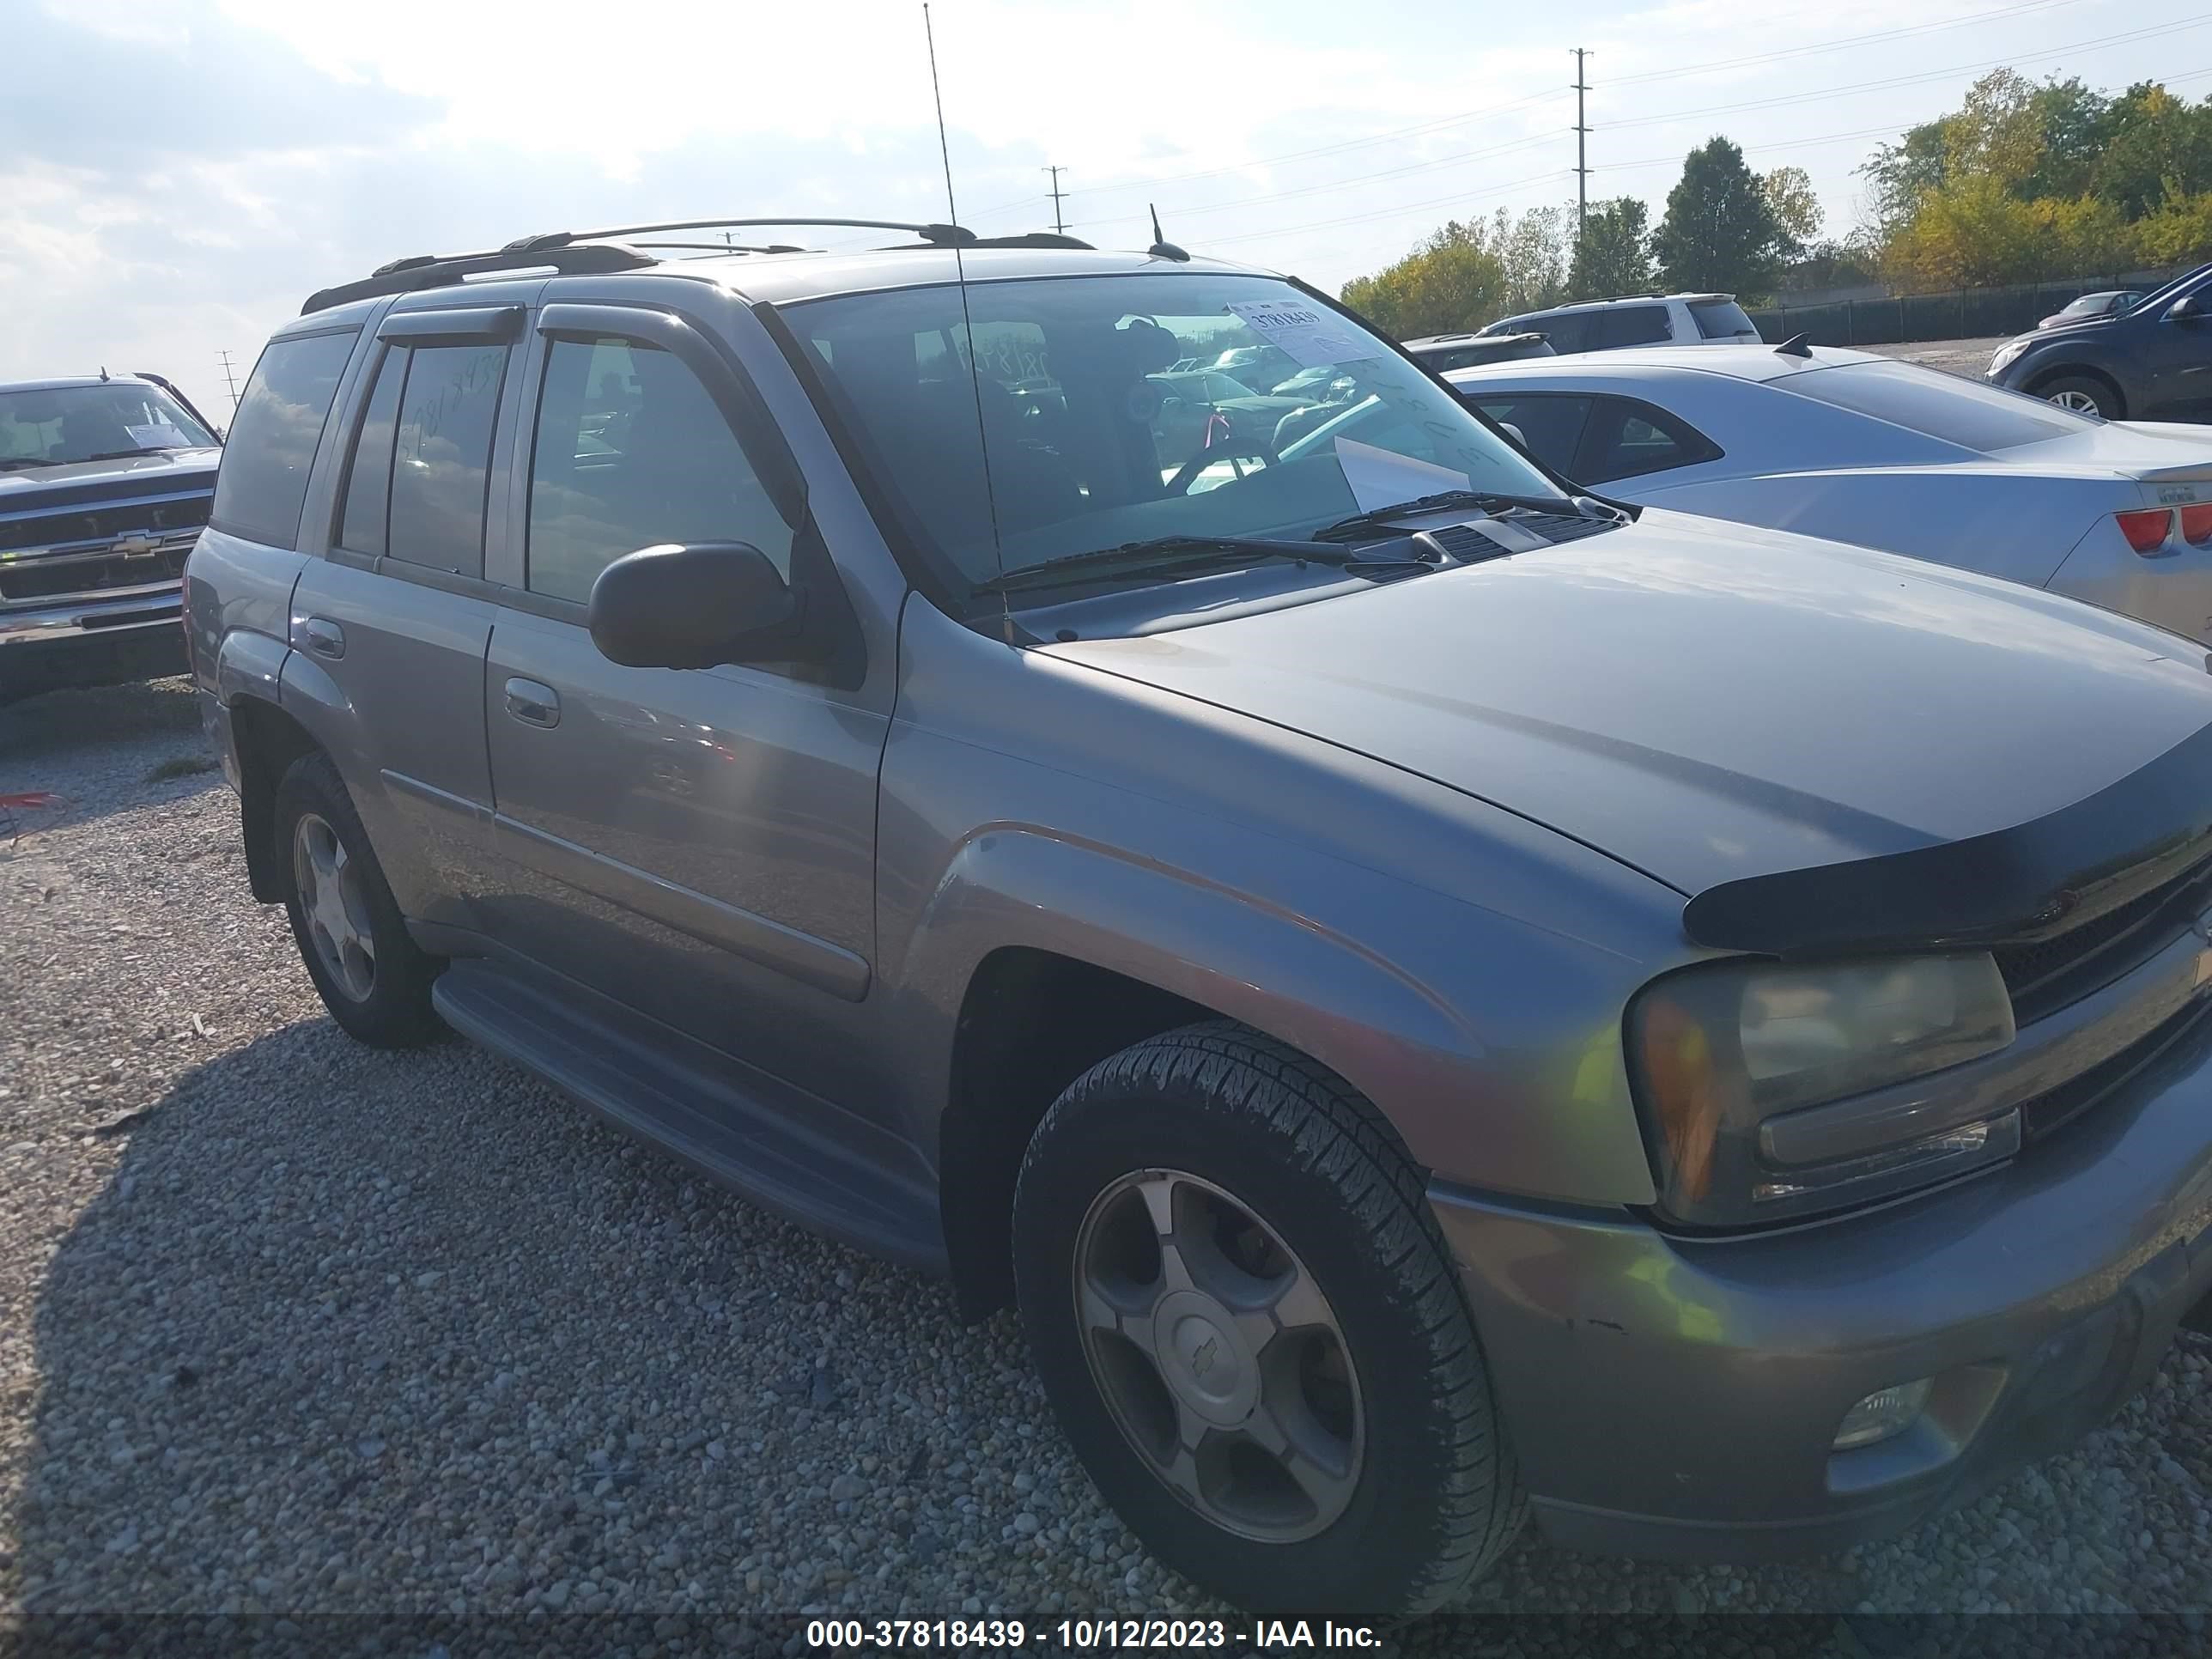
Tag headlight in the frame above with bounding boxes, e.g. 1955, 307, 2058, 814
1629, 954, 2018, 1228
1988, 339, 2029, 373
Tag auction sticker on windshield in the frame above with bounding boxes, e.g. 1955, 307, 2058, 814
1224, 299, 1376, 368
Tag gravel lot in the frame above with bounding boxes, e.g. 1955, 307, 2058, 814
1858, 337, 2012, 376
3, 678, 2209, 1655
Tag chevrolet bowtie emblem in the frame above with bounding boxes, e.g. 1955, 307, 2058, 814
112, 533, 159, 557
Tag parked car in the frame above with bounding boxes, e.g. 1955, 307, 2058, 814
1478, 292, 1760, 355
1445, 343, 2212, 641
0, 373, 222, 701
2039, 289, 2142, 330
1401, 331, 1556, 372
1988, 261, 2212, 419
194, 220, 2212, 1619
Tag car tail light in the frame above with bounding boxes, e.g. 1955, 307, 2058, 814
2181, 503, 2212, 546
2117, 508, 2172, 554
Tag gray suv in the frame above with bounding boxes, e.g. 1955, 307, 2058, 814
191, 216, 2212, 1619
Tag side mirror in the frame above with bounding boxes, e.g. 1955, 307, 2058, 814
587, 542, 800, 671
1498, 422, 1528, 448
2168, 295, 2203, 322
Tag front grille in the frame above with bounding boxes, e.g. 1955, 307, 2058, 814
2023, 996, 2212, 1141
1994, 859, 2212, 1024
0, 491, 210, 556
0, 537, 194, 604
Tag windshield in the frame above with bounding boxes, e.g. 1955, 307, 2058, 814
2121, 262, 2212, 319
1777, 359, 2094, 451
789, 272, 1563, 592
0, 382, 217, 467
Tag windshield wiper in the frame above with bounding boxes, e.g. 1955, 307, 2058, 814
975, 533, 1427, 596
1314, 488, 1577, 543
0, 457, 64, 471
81, 447, 179, 462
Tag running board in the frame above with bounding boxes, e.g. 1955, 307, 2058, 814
431, 962, 946, 1274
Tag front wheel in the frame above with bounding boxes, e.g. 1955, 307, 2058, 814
2037, 374, 2120, 418
1012, 1023, 1523, 1617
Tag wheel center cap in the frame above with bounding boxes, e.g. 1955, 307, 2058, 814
1153, 1288, 1259, 1426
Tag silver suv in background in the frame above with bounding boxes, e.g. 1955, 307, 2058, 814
1482, 292, 1761, 354
191, 217, 2212, 1618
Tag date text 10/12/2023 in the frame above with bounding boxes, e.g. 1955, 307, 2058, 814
804, 1617, 1383, 1649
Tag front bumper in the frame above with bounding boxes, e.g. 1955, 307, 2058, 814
0, 586, 186, 696
1432, 1004, 2212, 1563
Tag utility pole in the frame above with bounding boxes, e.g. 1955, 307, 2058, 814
1571, 48, 1593, 240
216, 349, 242, 411
1042, 164, 1068, 235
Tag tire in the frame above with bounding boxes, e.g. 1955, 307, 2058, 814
2035, 373, 2121, 418
1012, 1021, 1523, 1619
273, 750, 445, 1048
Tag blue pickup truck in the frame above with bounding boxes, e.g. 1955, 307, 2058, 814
0, 372, 222, 702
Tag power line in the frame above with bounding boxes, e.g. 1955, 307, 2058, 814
1603, 14, 2212, 132
971, 0, 2106, 219
1607, 0, 2095, 86
1068, 9, 2204, 243
1203, 168, 1575, 246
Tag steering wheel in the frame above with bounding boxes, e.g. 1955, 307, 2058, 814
1166, 411, 1276, 495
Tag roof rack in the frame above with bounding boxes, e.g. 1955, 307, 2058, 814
301, 241, 653, 315
301, 218, 1105, 317
507, 217, 979, 254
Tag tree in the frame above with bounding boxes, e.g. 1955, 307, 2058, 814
1653, 137, 1793, 297
1760, 167, 1824, 246
1340, 219, 1508, 338
1565, 197, 1653, 299
1489, 204, 1570, 313
2094, 82, 2212, 219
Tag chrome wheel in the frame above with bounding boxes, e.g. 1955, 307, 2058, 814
292, 811, 376, 1002
1073, 1168, 1364, 1542
2049, 388, 2104, 414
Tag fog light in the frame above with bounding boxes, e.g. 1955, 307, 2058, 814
1833, 1378, 1933, 1450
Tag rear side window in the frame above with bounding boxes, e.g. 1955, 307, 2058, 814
1576, 396, 1721, 484
212, 330, 358, 548
1472, 394, 1594, 476
387, 343, 509, 578
1535, 313, 1594, 354
1779, 360, 2090, 452
1593, 307, 1671, 349
526, 336, 796, 605
1690, 298, 1757, 340
336, 346, 405, 556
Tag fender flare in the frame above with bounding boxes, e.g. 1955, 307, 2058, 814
895, 823, 1489, 1176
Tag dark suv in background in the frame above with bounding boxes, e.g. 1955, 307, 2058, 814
0, 373, 222, 701
1987, 261, 2212, 420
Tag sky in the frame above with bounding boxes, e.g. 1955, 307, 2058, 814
5, 0, 2209, 416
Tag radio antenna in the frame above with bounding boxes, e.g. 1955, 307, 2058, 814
922, 3, 1006, 619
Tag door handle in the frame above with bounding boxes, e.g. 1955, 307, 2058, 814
301, 617, 346, 660
503, 677, 560, 728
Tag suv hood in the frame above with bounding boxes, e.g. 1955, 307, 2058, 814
0, 447, 221, 502
1043, 510, 2212, 915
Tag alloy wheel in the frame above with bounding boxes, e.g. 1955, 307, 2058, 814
292, 811, 377, 1002
1073, 1168, 1364, 1542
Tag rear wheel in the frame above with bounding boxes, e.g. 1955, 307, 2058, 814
2036, 373, 2120, 418
1012, 1022, 1523, 1617
275, 751, 445, 1048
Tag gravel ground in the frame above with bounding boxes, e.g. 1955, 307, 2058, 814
3, 678, 2209, 1656
1857, 337, 2012, 377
